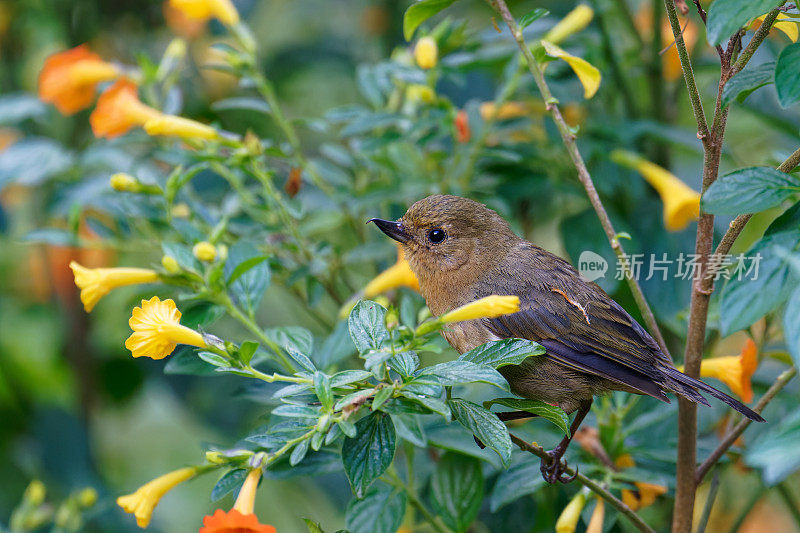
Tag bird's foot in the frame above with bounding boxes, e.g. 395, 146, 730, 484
539, 449, 577, 484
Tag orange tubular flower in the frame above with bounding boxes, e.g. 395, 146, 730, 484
200, 469, 276, 533
38, 45, 120, 115
621, 482, 668, 511
90, 79, 163, 139
699, 338, 758, 403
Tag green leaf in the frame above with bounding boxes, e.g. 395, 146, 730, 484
164, 348, 218, 376
314, 372, 334, 410
390, 414, 427, 447
162, 242, 202, 274
520, 8, 549, 29
458, 339, 544, 368
224, 241, 270, 314
701, 167, 800, 215
398, 392, 451, 420
783, 287, 800, 369
388, 351, 419, 378
290, 439, 311, 465
706, 0, 780, 45
226, 255, 269, 284
721, 61, 775, 108
489, 457, 546, 511
746, 409, 800, 485
266, 326, 314, 356
371, 386, 393, 411
447, 398, 512, 467
484, 398, 570, 435
403, 0, 457, 41
341, 412, 396, 497
211, 469, 247, 501
345, 484, 407, 533
420, 360, 509, 390
776, 42, 800, 108
430, 452, 484, 533
273, 404, 320, 418
238, 341, 258, 365
0, 93, 46, 125
211, 96, 271, 114
720, 204, 800, 334
197, 351, 229, 367
303, 518, 325, 533
0, 137, 73, 188
330, 370, 372, 388
348, 300, 389, 354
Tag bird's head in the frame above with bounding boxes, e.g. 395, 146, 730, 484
369, 195, 517, 285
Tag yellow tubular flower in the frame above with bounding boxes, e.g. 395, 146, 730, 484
125, 297, 207, 359
169, 0, 239, 26
754, 13, 799, 42
117, 466, 198, 528
110, 172, 139, 192
586, 498, 605, 533
555, 489, 588, 533
544, 5, 594, 45
699, 338, 758, 403
144, 115, 220, 140
232, 468, 262, 515
541, 41, 601, 99
70, 261, 159, 312
621, 482, 668, 511
440, 295, 520, 323
363, 247, 420, 297
414, 37, 438, 69
610, 149, 700, 231
193, 241, 217, 262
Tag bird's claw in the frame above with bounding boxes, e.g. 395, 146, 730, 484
540, 450, 577, 484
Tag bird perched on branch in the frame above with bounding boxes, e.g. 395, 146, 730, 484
370, 194, 764, 483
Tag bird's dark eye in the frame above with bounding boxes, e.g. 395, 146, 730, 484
427, 228, 447, 244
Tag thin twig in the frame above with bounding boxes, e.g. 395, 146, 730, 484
509, 434, 656, 533
696, 367, 797, 483
488, 0, 670, 355
696, 468, 720, 533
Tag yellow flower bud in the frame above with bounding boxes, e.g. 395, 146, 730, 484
414, 37, 438, 69
110, 172, 139, 192
405, 84, 436, 104
440, 295, 520, 323
556, 489, 588, 533
171, 202, 191, 218
193, 241, 217, 262
77, 487, 98, 508
544, 5, 594, 45
161, 255, 181, 274
25, 480, 46, 506
144, 115, 221, 141
205, 451, 226, 464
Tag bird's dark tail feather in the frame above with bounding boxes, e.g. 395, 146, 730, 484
662, 366, 765, 422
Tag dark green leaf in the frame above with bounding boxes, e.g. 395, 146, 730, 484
489, 457, 546, 511
290, 439, 311, 466
331, 370, 372, 388
746, 409, 800, 485
430, 452, 484, 533
403, 0, 457, 40
164, 348, 217, 376
520, 8, 549, 29
447, 398, 512, 467
371, 386, 393, 411
388, 351, 419, 378
706, 0, 780, 45
420, 360, 509, 390
458, 339, 544, 368
390, 414, 427, 447
398, 392, 451, 420
783, 287, 800, 369
484, 398, 570, 435
348, 300, 389, 354
342, 412, 396, 497
211, 469, 247, 501
776, 42, 800, 108
721, 61, 775, 107
345, 484, 407, 533
701, 167, 800, 215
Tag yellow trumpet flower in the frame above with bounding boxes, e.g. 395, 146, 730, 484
70, 262, 159, 312
38, 45, 119, 115
161, 255, 181, 274
117, 466, 198, 528
586, 498, 605, 533
110, 172, 139, 192
555, 489, 588, 533
144, 115, 221, 141
621, 481, 668, 511
363, 247, 420, 297
699, 338, 758, 403
125, 297, 207, 360
169, 0, 239, 26
753, 13, 799, 42
541, 41, 601, 99
610, 149, 700, 231
440, 295, 520, 323
414, 37, 438, 69
544, 5, 594, 45
90, 79, 163, 139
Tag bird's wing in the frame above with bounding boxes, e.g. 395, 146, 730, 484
477, 244, 670, 400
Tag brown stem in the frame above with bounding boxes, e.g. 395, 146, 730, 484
488, 0, 670, 355
509, 434, 656, 533
695, 367, 797, 483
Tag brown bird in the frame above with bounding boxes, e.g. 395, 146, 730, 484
370, 194, 764, 483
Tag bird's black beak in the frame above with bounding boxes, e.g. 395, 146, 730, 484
368, 218, 411, 244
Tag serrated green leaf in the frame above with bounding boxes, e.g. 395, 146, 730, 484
420, 360, 509, 390
403, 0, 457, 41
706, 0, 780, 45
345, 484, 407, 533
211, 469, 247, 501
430, 452, 484, 533
447, 398, 512, 467
701, 166, 800, 215
484, 398, 570, 435
489, 457, 546, 511
388, 351, 419, 378
348, 300, 389, 354
458, 339, 544, 368
342, 412, 396, 497
776, 42, 800, 108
